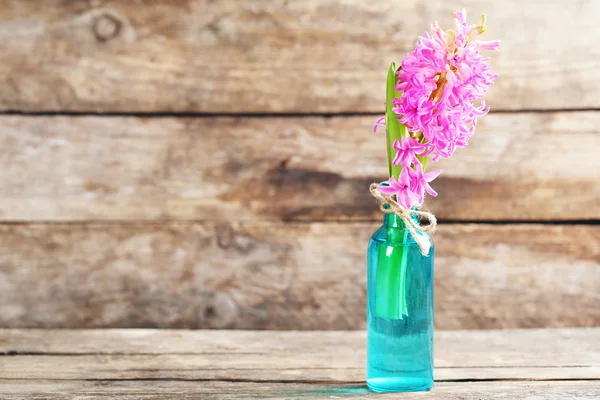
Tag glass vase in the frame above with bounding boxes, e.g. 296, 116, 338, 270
366, 212, 434, 392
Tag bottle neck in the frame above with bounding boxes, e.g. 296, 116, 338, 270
383, 212, 406, 229
383, 209, 420, 229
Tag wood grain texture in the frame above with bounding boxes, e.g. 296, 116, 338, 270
0, 1, 598, 112
0, 329, 598, 382
0, 356, 598, 382
0, 329, 599, 398
1, 112, 598, 222
0, 223, 597, 329
2, 381, 599, 400
2, 328, 599, 366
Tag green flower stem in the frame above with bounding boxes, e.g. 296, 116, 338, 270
375, 217, 405, 319
375, 62, 410, 319
399, 226, 410, 317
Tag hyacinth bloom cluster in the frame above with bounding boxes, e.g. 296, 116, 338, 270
375, 9, 499, 209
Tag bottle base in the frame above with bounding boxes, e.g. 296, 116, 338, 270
367, 377, 433, 393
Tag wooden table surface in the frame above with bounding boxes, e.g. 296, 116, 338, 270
0, 328, 598, 399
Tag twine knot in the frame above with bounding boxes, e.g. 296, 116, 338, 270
369, 182, 437, 256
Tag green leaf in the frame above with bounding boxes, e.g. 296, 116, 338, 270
385, 63, 408, 180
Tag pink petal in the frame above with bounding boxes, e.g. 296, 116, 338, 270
424, 183, 438, 197
378, 186, 397, 196
398, 190, 412, 209
453, 9, 468, 27
373, 117, 386, 133
475, 40, 501, 51
424, 169, 443, 182
399, 167, 411, 187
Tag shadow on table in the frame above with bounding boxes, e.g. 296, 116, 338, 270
306, 386, 371, 395
272, 385, 371, 398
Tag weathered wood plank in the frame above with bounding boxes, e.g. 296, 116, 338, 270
6, 354, 597, 381
2, 380, 600, 400
0, 1, 598, 112
1, 113, 598, 222
0, 223, 598, 329
2, 329, 598, 366
0, 329, 599, 382
1, 329, 598, 397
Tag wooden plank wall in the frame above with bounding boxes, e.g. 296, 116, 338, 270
0, 0, 598, 329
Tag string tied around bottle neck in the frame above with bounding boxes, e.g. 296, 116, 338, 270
369, 182, 437, 256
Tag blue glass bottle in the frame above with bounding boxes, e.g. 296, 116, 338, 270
366, 211, 434, 392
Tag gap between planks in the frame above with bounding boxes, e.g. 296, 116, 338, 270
0, 377, 598, 383
0, 220, 597, 226
2, 108, 600, 117
1, 380, 600, 400
1, 351, 595, 372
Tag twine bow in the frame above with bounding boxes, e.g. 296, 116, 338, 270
369, 182, 437, 256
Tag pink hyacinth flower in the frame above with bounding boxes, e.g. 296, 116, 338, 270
373, 9, 498, 206
392, 9, 499, 161
408, 164, 442, 205
391, 137, 428, 168
378, 168, 421, 209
